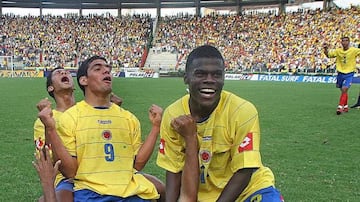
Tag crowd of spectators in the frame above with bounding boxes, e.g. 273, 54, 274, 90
0, 6, 359, 74
0, 14, 152, 69
154, 6, 360, 73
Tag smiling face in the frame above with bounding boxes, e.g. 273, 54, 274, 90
185, 57, 225, 114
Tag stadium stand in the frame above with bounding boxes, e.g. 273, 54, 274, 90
0, 1, 359, 75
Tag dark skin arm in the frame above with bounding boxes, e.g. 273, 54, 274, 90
216, 168, 255, 202
134, 104, 162, 171
323, 43, 329, 58
166, 171, 182, 201
38, 105, 78, 178
169, 115, 199, 202
32, 145, 60, 202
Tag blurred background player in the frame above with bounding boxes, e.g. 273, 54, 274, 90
323, 36, 360, 115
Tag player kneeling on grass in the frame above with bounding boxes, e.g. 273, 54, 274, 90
38, 56, 164, 201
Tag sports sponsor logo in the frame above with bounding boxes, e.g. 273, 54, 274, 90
0, 70, 43, 77
125, 72, 154, 78
98, 120, 112, 124
238, 132, 253, 152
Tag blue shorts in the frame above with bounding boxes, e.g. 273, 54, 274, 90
55, 179, 74, 192
244, 186, 284, 202
336, 72, 354, 88
74, 189, 151, 202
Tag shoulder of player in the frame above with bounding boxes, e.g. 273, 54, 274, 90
220, 90, 258, 114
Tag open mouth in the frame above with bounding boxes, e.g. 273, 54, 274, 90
199, 88, 216, 98
61, 76, 70, 83
103, 76, 112, 82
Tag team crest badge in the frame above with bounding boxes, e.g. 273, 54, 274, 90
238, 132, 253, 153
199, 150, 211, 163
102, 130, 112, 140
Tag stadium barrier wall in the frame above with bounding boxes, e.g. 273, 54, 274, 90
224, 73, 360, 84
0, 70, 43, 78
7, 70, 360, 84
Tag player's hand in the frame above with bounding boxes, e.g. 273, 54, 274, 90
110, 93, 123, 106
38, 106, 56, 129
32, 145, 61, 186
149, 104, 163, 128
171, 115, 197, 142
36, 98, 51, 112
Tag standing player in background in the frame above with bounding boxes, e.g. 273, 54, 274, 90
157, 45, 284, 201
37, 55, 163, 201
323, 36, 360, 114
350, 43, 360, 109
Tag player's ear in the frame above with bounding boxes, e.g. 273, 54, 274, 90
79, 76, 88, 86
184, 74, 189, 85
47, 86, 54, 93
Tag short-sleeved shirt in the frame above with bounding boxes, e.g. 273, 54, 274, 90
157, 90, 275, 201
58, 100, 158, 199
328, 47, 360, 73
34, 110, 67, 188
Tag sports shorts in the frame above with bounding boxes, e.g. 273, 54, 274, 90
55, 178, 74, 192
74, 189, 151, 202
336, 72, 354, 88
244, 186, 284, 202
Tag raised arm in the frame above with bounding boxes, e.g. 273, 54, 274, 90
323, 43, 329, 58
38, 105, 78, 178
134, 104, 163, 171
171, 115, 199, 202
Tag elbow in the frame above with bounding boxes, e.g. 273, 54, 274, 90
60, 160, 78, 178
134, 160, 146, 171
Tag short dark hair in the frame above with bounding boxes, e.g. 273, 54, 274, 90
46, 66, 64, 98
185, 45, 224, 73
341, 36, 350, 41
77, 55, 107, 94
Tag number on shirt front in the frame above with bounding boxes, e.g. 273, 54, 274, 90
104, 143, 114, 161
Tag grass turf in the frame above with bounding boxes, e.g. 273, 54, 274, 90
0, 77, 359, 201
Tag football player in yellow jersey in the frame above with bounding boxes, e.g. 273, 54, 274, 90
34, 67, 76, 202
37, 56, 164, 201
157, 45, 284, 202
323, 36, 360, 114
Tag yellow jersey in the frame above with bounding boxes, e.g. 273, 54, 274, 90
328, 47, 360, 73
57, 100, 158, 199
34, 110, 66, 187
157, 90, 275, 201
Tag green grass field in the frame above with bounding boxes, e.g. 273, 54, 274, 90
0, 77, 359, 201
